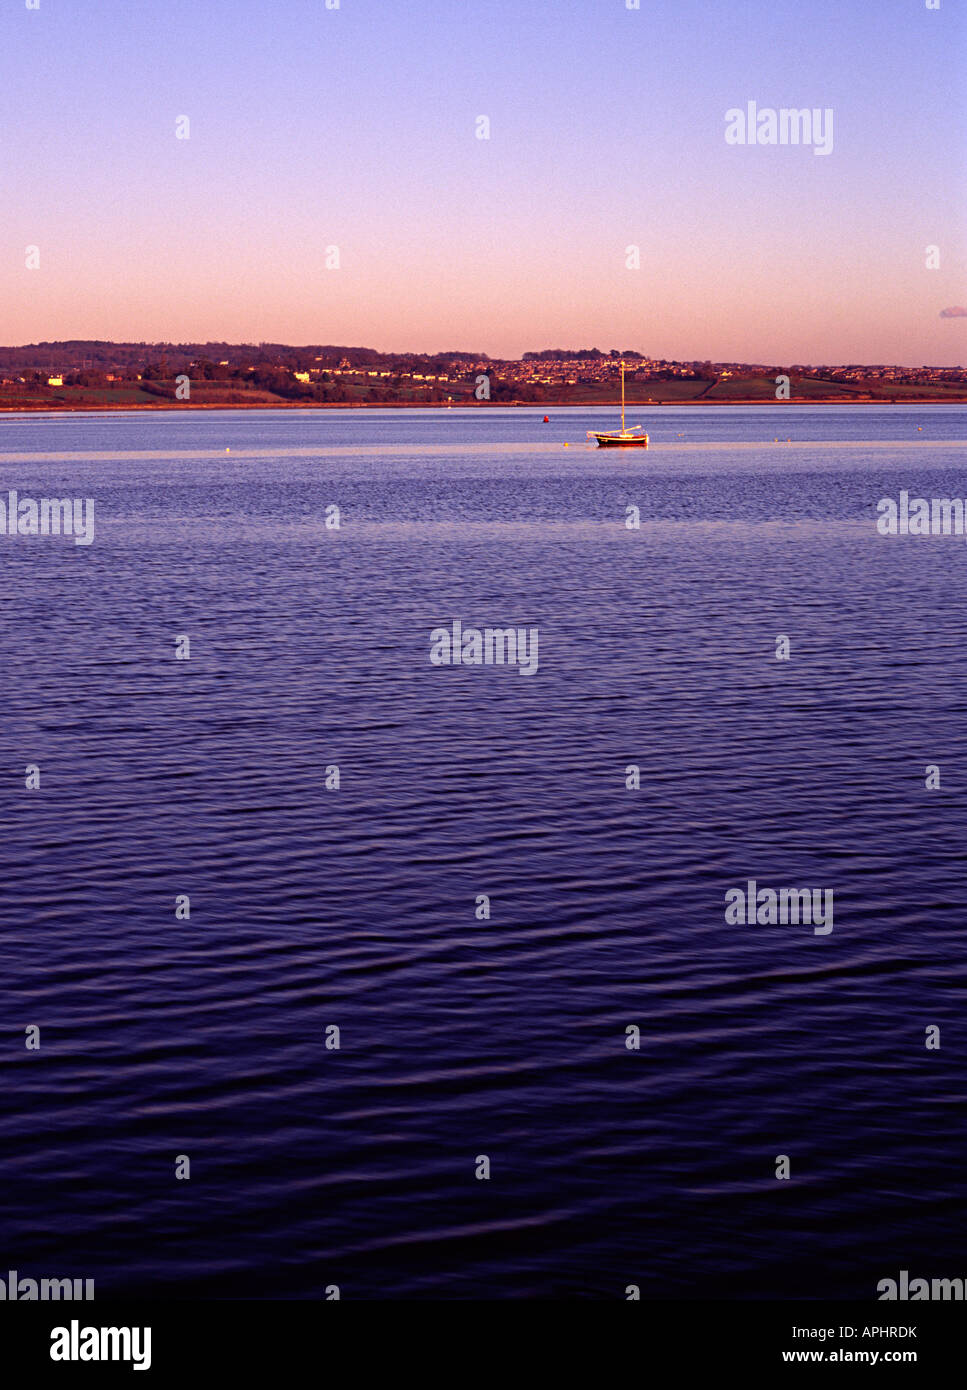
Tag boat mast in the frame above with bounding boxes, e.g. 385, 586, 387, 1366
620, 360, 625, 432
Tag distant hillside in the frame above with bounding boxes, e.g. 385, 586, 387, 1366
0, 341, 489, 373
1, 342, 963, 410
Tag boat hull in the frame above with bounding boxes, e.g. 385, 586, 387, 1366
591, 432, 649, 448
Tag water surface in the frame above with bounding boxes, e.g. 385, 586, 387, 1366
1, 404, 965, 1299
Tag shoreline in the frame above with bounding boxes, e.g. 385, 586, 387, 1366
2, 395, 966, 415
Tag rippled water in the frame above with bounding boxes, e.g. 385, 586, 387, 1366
1, 404, 966, 1299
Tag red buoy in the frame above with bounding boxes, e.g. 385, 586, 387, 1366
543, 415, 549, 423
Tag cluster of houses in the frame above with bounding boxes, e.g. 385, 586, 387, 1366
3, 356, 964, 393
790, 363, 963, 386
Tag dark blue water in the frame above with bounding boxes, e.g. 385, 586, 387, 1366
1, 404, 966, 1299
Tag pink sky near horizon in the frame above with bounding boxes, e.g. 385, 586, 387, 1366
2, 0, 964, 366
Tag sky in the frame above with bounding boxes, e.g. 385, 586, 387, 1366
1, 0, 965, 364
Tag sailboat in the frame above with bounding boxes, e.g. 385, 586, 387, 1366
588, 361, 649, 448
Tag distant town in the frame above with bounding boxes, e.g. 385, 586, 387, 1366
1, 341, 964, 409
